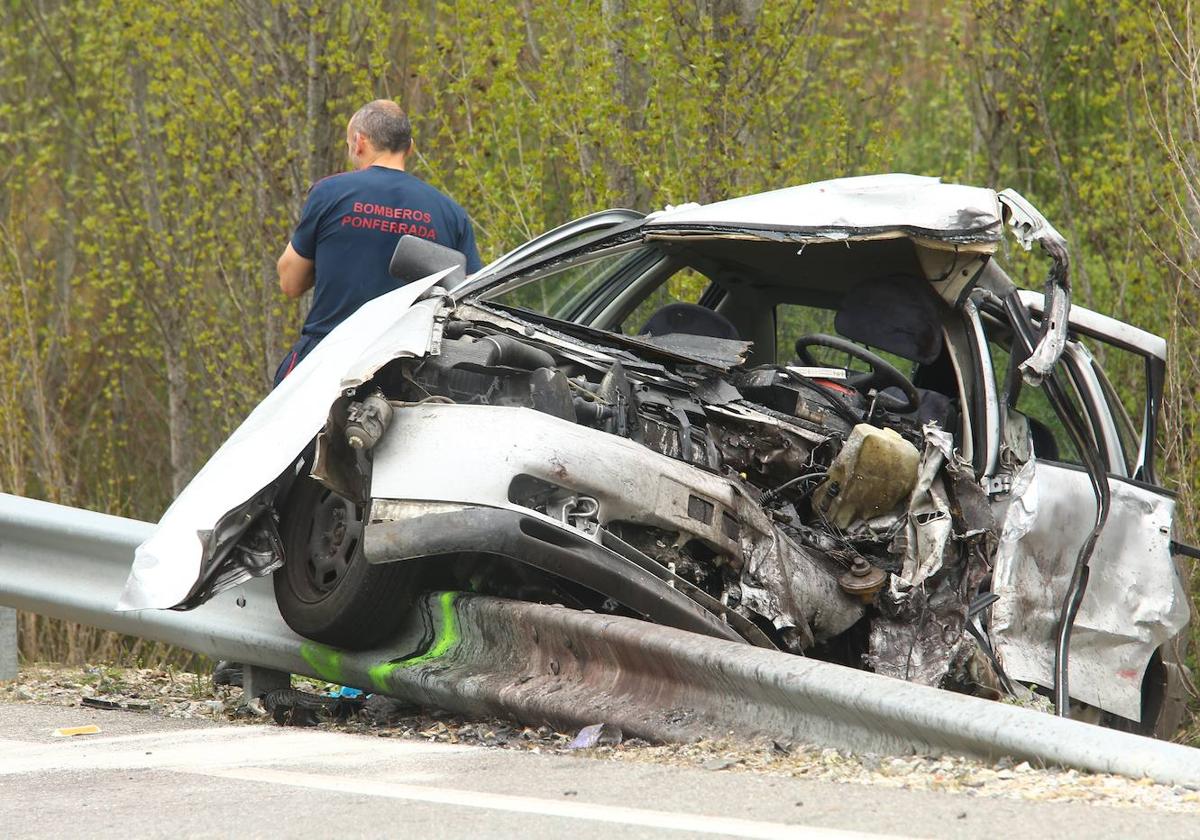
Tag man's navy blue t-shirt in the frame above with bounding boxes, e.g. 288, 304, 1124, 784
291, 166, 481, 339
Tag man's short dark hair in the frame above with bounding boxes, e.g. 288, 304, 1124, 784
349, 100, 413, 153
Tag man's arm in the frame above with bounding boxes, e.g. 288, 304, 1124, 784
278, 242, 315, 298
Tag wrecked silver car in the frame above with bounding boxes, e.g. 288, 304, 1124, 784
119, 174, 1192, 735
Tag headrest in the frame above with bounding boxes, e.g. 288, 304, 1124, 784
640, 302, 740, 340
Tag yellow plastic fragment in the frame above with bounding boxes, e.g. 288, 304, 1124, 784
51, 725, 100, 737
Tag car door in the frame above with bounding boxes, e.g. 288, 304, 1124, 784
973, 301, 1190, 724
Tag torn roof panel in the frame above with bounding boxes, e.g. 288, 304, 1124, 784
646, 174, 1004, 249
1016, 289, 1167, 361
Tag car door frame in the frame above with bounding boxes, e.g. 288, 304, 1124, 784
459, 209, 646, 295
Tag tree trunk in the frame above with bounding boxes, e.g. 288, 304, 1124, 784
131, 62, 192, 496
307, 9, 329, 187
601, 0, 638, 207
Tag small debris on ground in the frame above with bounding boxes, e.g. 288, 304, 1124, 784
80, 697, 123, 711
360, 694, 418, 726
5, 664, 1200, 814
567, 723, 623, 749
51, 724, 100, 737
262, 688, 363, 727
211, 660, 243, 688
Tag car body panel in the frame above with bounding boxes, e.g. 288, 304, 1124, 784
367, 402, 864, 643
116, 272, 449, 611
974, 292, 1184, 722
368, 404, 747, 555
991, 463, 1189, 721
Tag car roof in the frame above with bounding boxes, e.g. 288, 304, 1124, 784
644, 174, 1004, 251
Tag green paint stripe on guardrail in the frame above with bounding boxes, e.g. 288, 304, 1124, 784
301, 641, 345, 684
369, 592, 460, 691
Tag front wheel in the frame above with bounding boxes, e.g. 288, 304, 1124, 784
273, 475, 414, 649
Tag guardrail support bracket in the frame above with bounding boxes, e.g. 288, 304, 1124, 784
242, 664, 290, 700
0, 607, 17, 681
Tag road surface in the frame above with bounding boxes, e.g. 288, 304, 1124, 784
1, 702, 1197, 839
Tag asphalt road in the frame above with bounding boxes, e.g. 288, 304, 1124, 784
1, 702, 1198, 839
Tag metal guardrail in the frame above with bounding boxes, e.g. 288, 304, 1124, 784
0, 607, 15, 681
1, 491, 1199, 786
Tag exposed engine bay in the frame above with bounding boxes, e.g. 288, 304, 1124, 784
338, 298, 1001, 697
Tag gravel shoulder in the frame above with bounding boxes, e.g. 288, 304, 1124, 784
4, 663, 1199, 816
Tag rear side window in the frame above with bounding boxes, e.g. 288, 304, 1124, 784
1013, 376, 1084, 465
1084, 340, 1150, 478
983, 320, 1090, 467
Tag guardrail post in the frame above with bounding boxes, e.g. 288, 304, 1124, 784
242, 664, 290, 699
0, 607, 17, 681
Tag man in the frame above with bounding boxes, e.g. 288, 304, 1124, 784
274, 99, 481, 385
215, 103, 480, 691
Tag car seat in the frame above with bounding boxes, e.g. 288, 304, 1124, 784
640, 302, 740, 340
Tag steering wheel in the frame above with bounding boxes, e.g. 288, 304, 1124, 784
793, 333, 919, 414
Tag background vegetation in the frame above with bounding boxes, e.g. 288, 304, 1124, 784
1, 0, 1197, 712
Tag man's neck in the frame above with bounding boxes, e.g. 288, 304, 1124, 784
360, 151, 407, 171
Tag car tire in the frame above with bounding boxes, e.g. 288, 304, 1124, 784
1149, 634, 1194, 739
273, 474, 414, 650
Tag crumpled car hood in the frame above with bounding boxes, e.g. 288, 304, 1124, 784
116, 272, 450, 611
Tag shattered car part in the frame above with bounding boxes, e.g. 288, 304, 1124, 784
567, 723, 624, 749
997, 189, 1071, 386
991, 455, 1189, 721
344, 393, 393, 451
817, 424, 920, 529
122, 174, 1191, 737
